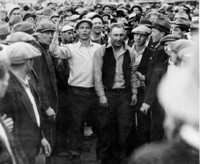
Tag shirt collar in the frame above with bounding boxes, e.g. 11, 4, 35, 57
132, 43, 146, 55
77, 40, 94, 48
13, 73, 30, 88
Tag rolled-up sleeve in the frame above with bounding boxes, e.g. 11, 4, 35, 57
93, 46, 105, 97
50, 32, 71, 59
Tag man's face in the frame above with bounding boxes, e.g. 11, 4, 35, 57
164, 41, 177, 63
76, 22, 91, 40
39, 30, 54, 45
110, 27, 125, 47
132, 7, 140, 14
61, 30, 74, 43
134, 33, 148, 46
171, 26, 184, 38
11, 9, 21, 18
103, 7, 111, 15
92, 17, 103, 34
24, 17, 35, 24
151, 28, 163, 42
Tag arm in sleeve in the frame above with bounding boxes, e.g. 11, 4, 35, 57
93, 46, 105, 97
130, 50, 138, 95
144, 67, 163, 106
49, 30, 71, 59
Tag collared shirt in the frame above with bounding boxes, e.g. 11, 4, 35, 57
132, 43, 146, 66
93, 42, 138, 97
51, 40, 101, 88
15, 74, 40, 127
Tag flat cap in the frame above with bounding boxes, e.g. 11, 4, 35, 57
7, 42, 41, 64
35, 19, 56, 32
61, 25, 74, 33
160, 34, 181, 45
75, 19, 93, 30
11, 22, 34, 34
23, 12, 36, 21
132, 25, 151, 35
6, 32, 35, 45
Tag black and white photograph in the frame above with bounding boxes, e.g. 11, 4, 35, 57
0, 0, 199, 163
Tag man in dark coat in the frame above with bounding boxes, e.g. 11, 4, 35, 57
33, 18, 58, 152
137, 17, 171, 142
127, 25, 154, 153
0, 42, 51, 164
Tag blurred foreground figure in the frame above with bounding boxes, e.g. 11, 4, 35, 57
129, 38, 199, 164
0, 45, 28, 164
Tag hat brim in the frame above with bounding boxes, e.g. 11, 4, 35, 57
39, 29, 56, 33
75, 20, 93, 30
151, 24, 170, 34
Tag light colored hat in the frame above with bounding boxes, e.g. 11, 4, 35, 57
7, 5, 20, 18
131, 25, 151, 34
160, 34, 181, 45
61, 25, 74, 33
7, 42, 41, 64
35, 18, 55, 32
75, 19, 93, 30
85, 12, 97, 19
6, 32, 35, 45
11, 22, 34, 34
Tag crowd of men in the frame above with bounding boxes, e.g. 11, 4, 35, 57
0, 1, 199, 164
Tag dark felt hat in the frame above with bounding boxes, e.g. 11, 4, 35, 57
151, 17, 170, 34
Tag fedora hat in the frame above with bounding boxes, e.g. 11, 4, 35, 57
151, 17, 170, 34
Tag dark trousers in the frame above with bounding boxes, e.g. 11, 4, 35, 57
68, 86, 99, 152
96, 89, 133, 163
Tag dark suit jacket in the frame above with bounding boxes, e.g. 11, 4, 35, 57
144, 60, 168, 141
0, 118, 28, 164
33, 41, 58, 112
0, 71, 43, 164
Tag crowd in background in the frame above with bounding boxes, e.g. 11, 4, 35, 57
0, 1, 199, 164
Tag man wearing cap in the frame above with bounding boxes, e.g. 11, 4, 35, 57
127, 25, 154, 152
91, 14, 108, 45
171, 17, 190, 39
33, 18, 58, 156
131, 5, 143, 15
0, 42, 51, 164
136, 17, 170, 142
60, 25, 74, 45
50, 18, 101, 157
7, 6, 22, 28
93, 23, 138, 164
136, 34, 181, 143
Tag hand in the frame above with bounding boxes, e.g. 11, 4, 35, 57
140, 103, 150, 114
99, 96, 108, 108
1, 114, 14, 132
45, 107, 56, 117
131, 94, 137, 106
135, 71, 145, 81
41, 138, 51, 157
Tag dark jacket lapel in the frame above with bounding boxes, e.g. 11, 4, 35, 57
9, 72, 39, 127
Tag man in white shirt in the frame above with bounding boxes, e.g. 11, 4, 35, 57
50, 19, 101, 157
